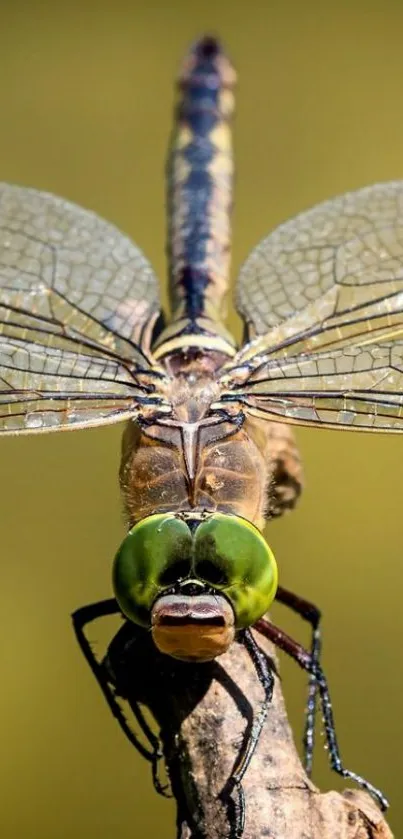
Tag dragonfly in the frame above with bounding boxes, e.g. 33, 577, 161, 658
0, 33, 400, 829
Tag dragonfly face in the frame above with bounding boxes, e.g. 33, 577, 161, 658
113, 512, 277, 661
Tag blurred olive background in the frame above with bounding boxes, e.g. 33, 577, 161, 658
0, 1, 402, 837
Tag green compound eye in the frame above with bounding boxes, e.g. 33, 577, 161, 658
113, 511, 277, 633
194, 513, 277, 628
112, 514, 192, 626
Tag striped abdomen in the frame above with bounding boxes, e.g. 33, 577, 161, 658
153, 37, 237, 360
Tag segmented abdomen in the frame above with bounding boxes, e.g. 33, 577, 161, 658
167, 37, 236, 331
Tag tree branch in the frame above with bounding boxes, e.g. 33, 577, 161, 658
104, 623, 393, 839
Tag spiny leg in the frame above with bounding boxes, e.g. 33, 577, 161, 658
227, 782, 246, 839
231, 629, 274, 786
72, 599, 167, 796
254, 617, 388, 811
223, 629, 274, 839
275, 585, 321, 775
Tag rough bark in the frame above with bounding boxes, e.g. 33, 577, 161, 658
105, 623, 392, 839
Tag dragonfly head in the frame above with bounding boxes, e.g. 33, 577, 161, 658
112, 512, 277, 662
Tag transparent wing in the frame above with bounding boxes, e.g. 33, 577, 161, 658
219, 342, 403, 431
0, 184, 170, 434
0, 334, 169, 433
0, 183, 161, 358
219, 181, 403, 431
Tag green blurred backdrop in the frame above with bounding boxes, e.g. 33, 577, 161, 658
0, 1, 401, 836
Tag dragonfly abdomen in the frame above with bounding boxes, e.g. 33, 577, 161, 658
153, 37, 237, 361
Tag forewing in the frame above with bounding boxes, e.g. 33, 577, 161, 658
219, 181, 403, 431
0, 183, 161, 358
0, 184, 170, 433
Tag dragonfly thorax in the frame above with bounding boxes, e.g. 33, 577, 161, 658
119, 374, 281, 529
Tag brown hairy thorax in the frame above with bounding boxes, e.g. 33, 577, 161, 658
119, 368, 303, 530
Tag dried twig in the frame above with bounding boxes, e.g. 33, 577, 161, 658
104, 622, 393, 839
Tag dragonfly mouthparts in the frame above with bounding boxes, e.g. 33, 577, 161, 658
150, 591, 236, 662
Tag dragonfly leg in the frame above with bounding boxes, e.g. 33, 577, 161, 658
222, 629, 274, 839
227, 780, 246, 839
232, 629, 274, 785
72, 599, 168, 797
275, 585, 321, 775
254, 617, 389, 811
